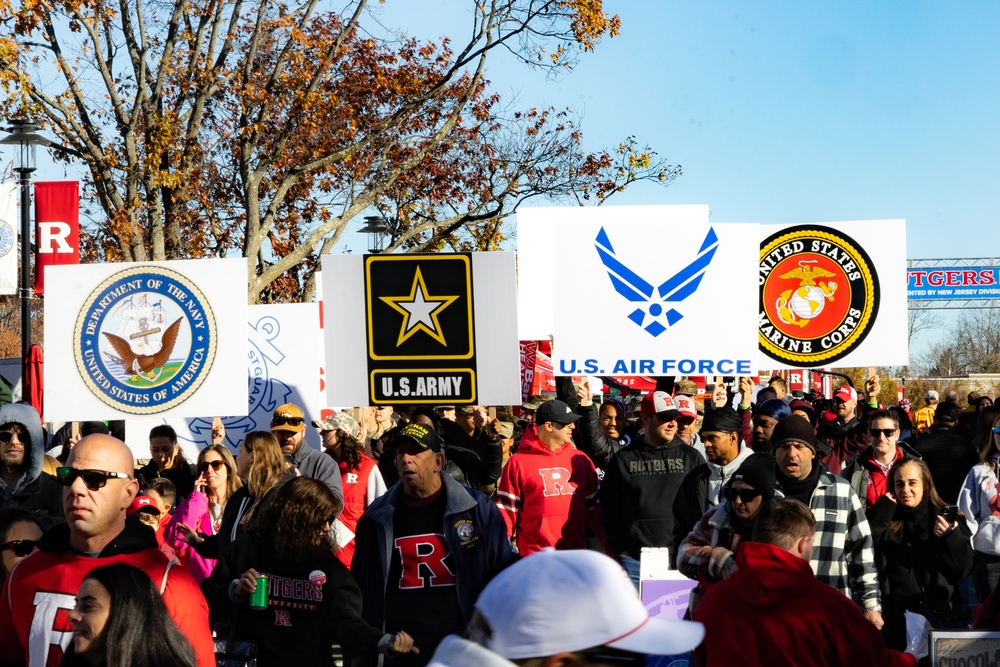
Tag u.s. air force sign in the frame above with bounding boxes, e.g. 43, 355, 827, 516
73, 266, 217, 414
759, 225, 879, 366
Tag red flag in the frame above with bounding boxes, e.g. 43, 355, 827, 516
33, 181, 79, 294
26, 345, 43, 422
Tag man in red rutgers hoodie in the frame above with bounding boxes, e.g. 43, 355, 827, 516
496, 400, 609, 555
0, 434, 215, 667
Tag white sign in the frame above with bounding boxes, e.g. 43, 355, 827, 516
553, 217, 760, 377
322, 252, 520, 407
123, 303, 323, 462
757, 220, 908, 369
45, 258, 248, 421
0, 183, 17, 295
516, 205, 710, 340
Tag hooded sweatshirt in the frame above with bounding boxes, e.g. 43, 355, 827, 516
0, 515, 216, 667
0, 403, 62, 519
496, 425, 606, 555
693, 542, 915, 667
600, 436, 704, 558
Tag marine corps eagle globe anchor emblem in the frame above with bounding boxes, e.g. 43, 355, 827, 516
594, 226, 719, 337
774, 261, 838, 328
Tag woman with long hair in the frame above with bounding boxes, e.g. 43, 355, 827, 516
176, 431, 292, 559
873, 459, 974, 649
164, 445, 242, 583
61, 563, 197, 667
960, 409, 1000, 602
318, 413, 386, 569
972, 406, 1000, 457
203, 477, 415, 666
0, 508, 43, 585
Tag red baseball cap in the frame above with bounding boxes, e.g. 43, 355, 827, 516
128, 495, 161, 517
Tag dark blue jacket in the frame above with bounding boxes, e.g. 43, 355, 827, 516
351, 472, 519, 633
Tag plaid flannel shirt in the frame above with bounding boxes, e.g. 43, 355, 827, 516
778, 467, 881, 612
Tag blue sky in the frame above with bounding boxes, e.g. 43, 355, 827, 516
386, 1, 1000, 359
457, 0, 1000, 258
23, 1, 1000, 360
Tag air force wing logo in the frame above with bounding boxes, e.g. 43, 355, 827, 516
74, 266, 217, 414
594, 226, 719, 337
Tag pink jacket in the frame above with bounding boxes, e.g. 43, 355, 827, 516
163, 490, 217, 584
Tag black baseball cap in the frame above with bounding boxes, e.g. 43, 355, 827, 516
391, 423, 444, 452
535, 400, 581, 426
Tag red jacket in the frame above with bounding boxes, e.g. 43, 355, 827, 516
0, 517, 215, 667
334, 453, 384, 568
693, 541, 915, 667
496, 425, 607, 555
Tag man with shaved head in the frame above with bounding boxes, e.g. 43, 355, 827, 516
0, 434, 216, 667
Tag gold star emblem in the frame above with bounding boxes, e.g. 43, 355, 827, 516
380, 267, 459, 346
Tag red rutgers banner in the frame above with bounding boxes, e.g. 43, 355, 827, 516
33, 181, 80, 294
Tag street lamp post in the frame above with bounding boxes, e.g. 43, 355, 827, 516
357, 215, 390, 253
0, 120, 45, 395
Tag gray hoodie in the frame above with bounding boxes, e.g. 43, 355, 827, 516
0, 403, 46, 497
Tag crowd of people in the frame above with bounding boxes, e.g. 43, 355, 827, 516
0, 378, 999, 665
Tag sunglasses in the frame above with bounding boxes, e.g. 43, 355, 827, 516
869, 428, 897, 438
271, 416, 304, 427
993, 426, 1000, 434
0, 431, 27, 443
197, 460, 226, 474
724, 487, 763, 503
55, 467, 132, 491
0, 540, 36, 557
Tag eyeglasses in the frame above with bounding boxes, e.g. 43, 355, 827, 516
869, 428, 897, 438
993, 425, 1000, 434
55, 467, 132, 491
724, 487, 763, 503
579, 648, 647, 666
197, 460, 226, 473
271, 416, 304, 427
0, 430, 27, 443
0, 540, 36, 557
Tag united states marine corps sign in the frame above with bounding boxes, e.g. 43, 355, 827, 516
759, 225, 879, 366
73, 266, 217, 414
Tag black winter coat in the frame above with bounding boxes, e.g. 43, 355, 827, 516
203, 532, 385, 667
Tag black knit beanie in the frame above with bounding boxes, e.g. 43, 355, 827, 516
728, 453, 778, 500
770, 415, 818, 454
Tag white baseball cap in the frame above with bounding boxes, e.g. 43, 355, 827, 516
674, 395, 698, 419
474, 549, 704, 659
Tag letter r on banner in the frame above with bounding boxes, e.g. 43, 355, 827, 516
33, 181, 80, 294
